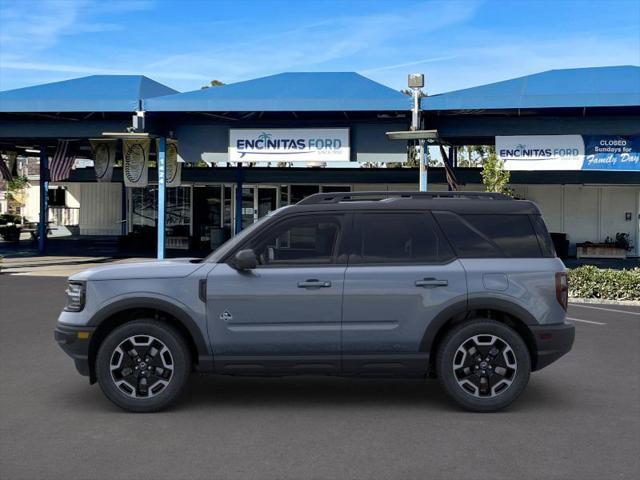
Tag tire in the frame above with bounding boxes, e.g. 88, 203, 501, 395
436, 319, 531, 412
96, 319, 191, 413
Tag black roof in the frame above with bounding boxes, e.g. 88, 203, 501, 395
289, 191, 541, 215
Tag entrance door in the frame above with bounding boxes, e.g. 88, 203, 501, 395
234, 185, 279, 231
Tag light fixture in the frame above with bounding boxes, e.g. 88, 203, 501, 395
385, 130, 440, 141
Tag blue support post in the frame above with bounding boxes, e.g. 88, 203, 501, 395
157, 137, 166, 259
234, 163, 243, 235
38, 146, 48, 254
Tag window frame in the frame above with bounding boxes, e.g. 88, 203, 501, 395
224, 211, 351, 269
348, 210, 457, 267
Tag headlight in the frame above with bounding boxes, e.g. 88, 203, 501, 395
64, 282, 85, 312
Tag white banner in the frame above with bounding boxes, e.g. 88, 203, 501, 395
496, 135, 585, 170
123, 138, 150, 187
156, 138, 181, 187
229, 128, 350, 163
90, 139, 116, 182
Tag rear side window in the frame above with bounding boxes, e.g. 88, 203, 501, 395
530, 215, 556, 257
433, 212, 543, 258
352, 212, 454, 264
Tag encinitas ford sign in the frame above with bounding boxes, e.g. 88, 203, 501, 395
497, 135, 584, 170
497, 135, 640, 171
229, 128, 350, 162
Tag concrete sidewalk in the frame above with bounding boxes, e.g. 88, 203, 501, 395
0, 256, 153, 277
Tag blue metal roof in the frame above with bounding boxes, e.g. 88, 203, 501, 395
0, 75, 178, 113
145, 72, 410, 112
422, 66, 640, 111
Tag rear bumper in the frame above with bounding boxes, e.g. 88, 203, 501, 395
530, 322, 575, 371
54, 324, 95, 377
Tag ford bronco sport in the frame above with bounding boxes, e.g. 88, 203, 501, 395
55, 191, 574, 412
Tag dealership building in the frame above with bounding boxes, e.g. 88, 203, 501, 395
0, 66, 638, 258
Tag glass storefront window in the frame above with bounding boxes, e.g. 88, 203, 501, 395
290, 185, 320, 204
130, 186, 191, 250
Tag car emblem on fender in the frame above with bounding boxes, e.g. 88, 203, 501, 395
219, 310, 233, 321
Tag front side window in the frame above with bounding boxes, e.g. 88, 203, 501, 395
352, 212, 454, 264
248, 215, 342, 266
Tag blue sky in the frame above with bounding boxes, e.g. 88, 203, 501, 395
0, 0, 638, 94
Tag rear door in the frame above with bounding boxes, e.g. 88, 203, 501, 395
341, 211, 467, 375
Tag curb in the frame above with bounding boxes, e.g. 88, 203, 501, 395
569, 297, 640, 306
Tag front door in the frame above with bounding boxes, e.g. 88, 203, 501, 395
234, 185, 279, 231
207, 212, 349, 374
341, 211, 467, 375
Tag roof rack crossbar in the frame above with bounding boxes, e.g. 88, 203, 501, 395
297, 191, 510, 205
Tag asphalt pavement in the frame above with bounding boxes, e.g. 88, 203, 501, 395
0, 275, 638, 480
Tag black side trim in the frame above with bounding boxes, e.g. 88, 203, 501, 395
198, 279, 207, 303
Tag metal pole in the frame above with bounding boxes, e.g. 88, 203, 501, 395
234, 163, 243, 235
411, 88, 427, 192
157, 137, 166, 259
419, 140, 427, 191
38, 146, 48, 255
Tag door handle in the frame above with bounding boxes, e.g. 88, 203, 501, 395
297, 279, 332, 289
415, 278, 448, 288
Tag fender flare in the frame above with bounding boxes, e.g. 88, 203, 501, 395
88, 296, 211, 362
420, 296, 538, 353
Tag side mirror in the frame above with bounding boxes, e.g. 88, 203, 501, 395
233, 249, 258, 270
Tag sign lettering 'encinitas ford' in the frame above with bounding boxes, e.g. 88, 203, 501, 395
497, 135, 585, 170
229, 128, 350, 163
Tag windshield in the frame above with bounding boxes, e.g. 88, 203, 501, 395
202, 206, 291, 263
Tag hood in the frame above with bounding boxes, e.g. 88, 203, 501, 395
69, 258, 204, 281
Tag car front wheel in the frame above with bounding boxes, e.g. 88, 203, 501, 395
436, 319, 531, 412
96, 320, 191, 412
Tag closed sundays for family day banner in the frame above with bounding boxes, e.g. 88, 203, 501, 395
229, 128, 350, 163
496, 135, 640, 171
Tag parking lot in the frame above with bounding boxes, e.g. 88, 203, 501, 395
1, 274, 638, 480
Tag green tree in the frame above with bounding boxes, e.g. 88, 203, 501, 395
481, 151, 512, 196
201, 80, 225, 89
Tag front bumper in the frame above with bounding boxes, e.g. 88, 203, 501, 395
54, 324, 95, 377
530, 321, 575, 371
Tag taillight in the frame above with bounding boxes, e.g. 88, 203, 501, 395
555, 272, 568, 311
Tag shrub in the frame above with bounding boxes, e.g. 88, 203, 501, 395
568, 265, 640, 301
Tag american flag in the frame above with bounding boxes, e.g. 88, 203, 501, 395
0, 156, 12, 181
50, 140, 77, 182
439, 145, 458, 191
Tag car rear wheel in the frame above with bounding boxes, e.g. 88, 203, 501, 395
96, 320, 191, 412
436, 319, 531, 412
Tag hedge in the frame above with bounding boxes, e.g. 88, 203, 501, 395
568, 266, 640, 301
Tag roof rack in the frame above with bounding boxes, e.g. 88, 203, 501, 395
297, 191, 511, 205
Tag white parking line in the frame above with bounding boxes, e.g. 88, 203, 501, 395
570, 304, 640, 317
566, 317, 607, 325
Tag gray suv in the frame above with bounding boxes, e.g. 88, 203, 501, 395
55, 191, 574, 412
